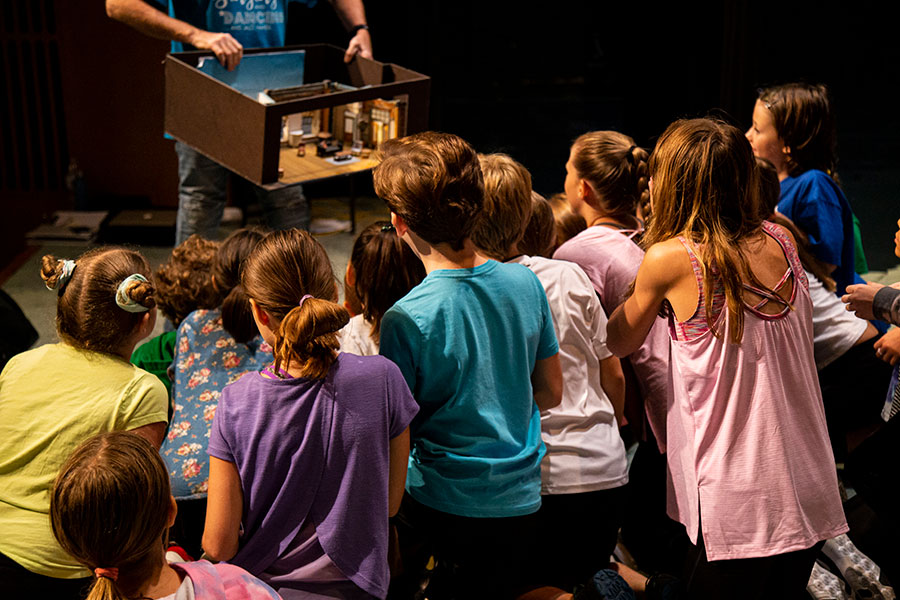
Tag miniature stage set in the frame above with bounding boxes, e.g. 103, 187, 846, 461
165, 44, 431, 189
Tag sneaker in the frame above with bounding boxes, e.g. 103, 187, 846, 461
822, 534, 896, 600
808, 561, 849, 600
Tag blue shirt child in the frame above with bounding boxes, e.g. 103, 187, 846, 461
379, 260, 559, 519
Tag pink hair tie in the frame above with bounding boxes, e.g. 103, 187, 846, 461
299, 294, 314, 308
94, 567, 119, 581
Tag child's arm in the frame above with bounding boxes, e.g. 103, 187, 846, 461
203, 456, 243, 561
599, 356, 626, 426
388, 427, 411, 516
607, 240, 689, 357
532, 354, 562, 411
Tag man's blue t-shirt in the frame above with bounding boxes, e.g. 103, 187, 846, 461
777, 169, 863, 295
168, 0, 292, 52
379, 260, 559, 518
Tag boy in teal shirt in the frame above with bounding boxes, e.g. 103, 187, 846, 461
375, 132, 561, 598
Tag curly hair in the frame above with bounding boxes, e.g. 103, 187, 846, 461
154, 235, 219, 327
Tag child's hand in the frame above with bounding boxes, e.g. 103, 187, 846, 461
894, 218, 900, 258
874, 327, 900, 366
842, 282, 885, 321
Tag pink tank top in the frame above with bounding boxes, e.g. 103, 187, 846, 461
664, 221, 847, 560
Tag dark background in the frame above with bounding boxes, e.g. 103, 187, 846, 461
2, 0, 898, 269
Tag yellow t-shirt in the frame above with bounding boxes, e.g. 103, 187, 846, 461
0, 343, 168, 578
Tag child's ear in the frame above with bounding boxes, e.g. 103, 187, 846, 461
166, 495, 178, 528
579, 178, 592, 203
139, 310, 156, 337
345, 262, 356, 288
249, 298, 269, 326
391, 212, 409, 237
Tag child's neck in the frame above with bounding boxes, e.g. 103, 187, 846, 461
588, 212, 638, 230
140, 549, 183, 598
414, 238, 489, 274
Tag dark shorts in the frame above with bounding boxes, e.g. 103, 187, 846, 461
388, 494, 541, 600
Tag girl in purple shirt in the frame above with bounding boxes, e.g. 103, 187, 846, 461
203, 229, 418, 600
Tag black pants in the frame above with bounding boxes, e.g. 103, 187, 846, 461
533, 485, 628, 591
818, 335, 893, 462
388, 494, 541, 600
619, 439, 691, 577
0, 551, 91, 600
683, 536, 823, 600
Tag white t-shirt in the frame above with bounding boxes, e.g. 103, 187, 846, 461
509, 255, 629, 494
337, 314, 379, 357
807, 270, 869, 370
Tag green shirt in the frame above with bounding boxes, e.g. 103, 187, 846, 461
0, 343, 168, 578
132, 330, 177, 397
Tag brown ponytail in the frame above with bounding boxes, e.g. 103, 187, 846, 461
571, 131, 649, 221
40, 255, 67, 290
243, 229, 350, 378
40, 248, 155, 353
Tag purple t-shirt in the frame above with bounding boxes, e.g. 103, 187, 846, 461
208, 353, 418, 599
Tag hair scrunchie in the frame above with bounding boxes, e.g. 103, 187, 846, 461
46, 259, 77, 291
298, 294, 314, 308
115, 274, 150, 313
94, 567, 119, 581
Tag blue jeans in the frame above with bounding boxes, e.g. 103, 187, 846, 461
175, 142, 310, 245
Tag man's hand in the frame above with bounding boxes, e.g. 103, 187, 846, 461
843, 281, 885, 321
874, 327, 900, 366
106, 0, 244, 70
344, 27, 373, 63
190, 30, 243, 71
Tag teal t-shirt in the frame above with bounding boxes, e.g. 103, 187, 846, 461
379, 260, 559, 518
168, 0, 302, 52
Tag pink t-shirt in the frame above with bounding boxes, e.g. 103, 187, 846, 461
554, 226, 669, 449
664, 222, 847, 560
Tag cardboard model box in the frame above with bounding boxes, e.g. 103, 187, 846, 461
164, 44, 430, 187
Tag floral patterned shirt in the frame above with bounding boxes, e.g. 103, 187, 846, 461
161, 309, 272, 500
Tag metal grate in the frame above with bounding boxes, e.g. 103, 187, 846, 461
0, 0, 68, 194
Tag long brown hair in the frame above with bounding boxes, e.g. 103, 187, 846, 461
350, 221, 425, 342
645, 118, 773, 344
242, 229, 350, 378
570, 131, 649, 221
41, 248, 155, 353
213, 228, 265, 343
50, 432, 171, 600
